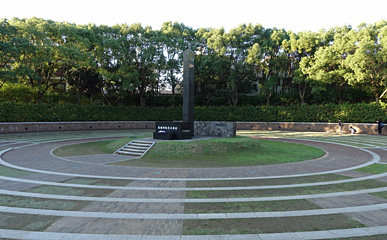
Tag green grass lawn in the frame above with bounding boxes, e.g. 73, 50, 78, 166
52, 136, 325, 168
356, 164, 387, 174
113, 137, 325, 168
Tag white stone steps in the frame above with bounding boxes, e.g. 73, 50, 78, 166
114, 140, 155, 157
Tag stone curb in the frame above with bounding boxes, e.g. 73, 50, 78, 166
1, 171, 387, 191
0, 141, 380, 181
0, 226, 386, 240
1, 187, 387, 203
1, 203, 387, 219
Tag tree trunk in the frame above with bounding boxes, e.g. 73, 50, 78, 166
375, 92, 380, 104
77, 73, 81, 105
299, 82, 306, 105
266, 89, 271, 105
140, 92, 146, 107
229, 87, 239, 106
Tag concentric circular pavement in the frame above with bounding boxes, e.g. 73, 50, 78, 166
0, 130, 386, 239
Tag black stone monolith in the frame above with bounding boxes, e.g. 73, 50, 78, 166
183, 50, 194, 136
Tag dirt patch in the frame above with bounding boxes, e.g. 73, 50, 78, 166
182, 214, 365, 234
184, 199, 322, 213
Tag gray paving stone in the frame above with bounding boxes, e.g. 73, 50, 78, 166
0, 229, 31, 239
141, 236, 180, 240
25, 231, 69, 240
329, 228, 372, 238
220, 234, 262, 239
258, 232, 301, 240
197, 213, 228, 219
295, 230, 337, 239
181, 236, 221, 240
225, 212, 256, 219
363, 226, 387, 235
100, 235, 141, 240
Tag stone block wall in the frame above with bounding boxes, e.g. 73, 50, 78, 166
194, 121, 236, 137
0, 121, 382, 135
0, 121, 155, 134
236, 122, 380, 135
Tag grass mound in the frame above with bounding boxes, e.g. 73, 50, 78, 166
53, 136, 325, 168
114, 137, 325, 168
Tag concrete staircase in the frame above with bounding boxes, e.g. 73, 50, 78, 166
114, 140, 155, 157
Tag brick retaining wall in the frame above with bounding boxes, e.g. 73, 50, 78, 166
236, 122, 379, 135
0, 121, 381, 135
0, 121, 155, 134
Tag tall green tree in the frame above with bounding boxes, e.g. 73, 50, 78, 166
0, 19, 30, 89
283, 30, 328, 104
160, 22, 196, 106
11, 18, 90, 103
345, 20, 387, 103
303, 26, 354, 104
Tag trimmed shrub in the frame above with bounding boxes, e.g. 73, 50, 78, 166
0, 102, 386, 123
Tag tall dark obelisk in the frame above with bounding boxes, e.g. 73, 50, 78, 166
183, 50, 194, 137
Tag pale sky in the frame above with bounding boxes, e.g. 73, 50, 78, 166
1, 0, 386, 33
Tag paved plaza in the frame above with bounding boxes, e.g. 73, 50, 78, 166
0, 130, 387, 239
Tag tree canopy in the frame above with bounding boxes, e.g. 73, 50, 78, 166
1, 17, 387, 106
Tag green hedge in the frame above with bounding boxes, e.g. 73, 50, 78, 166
0, 102, 386, 123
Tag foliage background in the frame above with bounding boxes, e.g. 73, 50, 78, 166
1, 102, 385, 123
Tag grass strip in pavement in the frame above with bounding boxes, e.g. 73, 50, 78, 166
24, 185, 114, 197
113, 137, 324, 168
187, 174, 350, 188
0, 195, 91, 211
371, 191, 387, 200
186, 180, 387, 199
337, 235, 387, 240
0, 165, 32, 178
182, 214, 365, 234
52, 140, 114, 157
184, 199, 322, 214
0, 212, 59, 231
356, 164, 387, 174
62, 177, 132, 186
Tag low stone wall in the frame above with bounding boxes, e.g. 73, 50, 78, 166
0, 121, 381, 135
194, 121, 236, 137
0, 121, 155, 134
236, 122, 380, 135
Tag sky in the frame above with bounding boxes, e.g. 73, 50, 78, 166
1, 0, 386, 33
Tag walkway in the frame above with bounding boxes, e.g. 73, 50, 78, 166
0, 130, 386, 239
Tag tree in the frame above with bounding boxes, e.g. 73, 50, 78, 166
159, 22, 196, 106
247, 28, 288, 105
0, 19, 30, 89
303, 26, 355, 104
11, 18, 90, 103
121, 24, 164, 107
283, 30, 329, 104
201, 24, 263, 106
345, 21, 387, 104
64, 24, 99, 104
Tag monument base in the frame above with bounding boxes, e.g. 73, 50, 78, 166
153, 121, 192, 140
